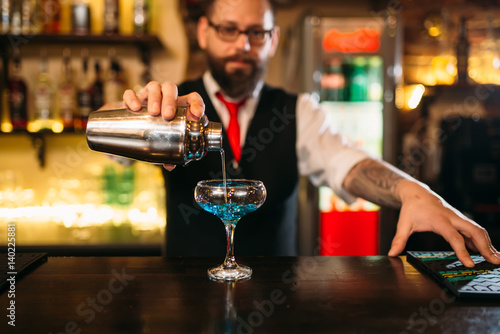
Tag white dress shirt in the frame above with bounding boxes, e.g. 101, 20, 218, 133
202, 71, 371, 203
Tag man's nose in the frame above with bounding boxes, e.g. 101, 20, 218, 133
234, 32, 251, 51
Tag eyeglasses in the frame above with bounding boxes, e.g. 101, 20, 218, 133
208, 21, 274, 45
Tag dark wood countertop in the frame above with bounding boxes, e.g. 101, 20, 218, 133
1, 256, 500, 333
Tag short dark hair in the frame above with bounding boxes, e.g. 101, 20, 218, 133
203, 0, 276, 22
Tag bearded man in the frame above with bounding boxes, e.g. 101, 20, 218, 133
121, 0, 500, 268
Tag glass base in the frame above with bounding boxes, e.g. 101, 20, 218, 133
208, 264, 252, 281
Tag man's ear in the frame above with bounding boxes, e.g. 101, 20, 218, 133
268, 26, 280, 57
197, 16, 209, 50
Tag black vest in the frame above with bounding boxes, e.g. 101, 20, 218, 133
163, 78, 298, 256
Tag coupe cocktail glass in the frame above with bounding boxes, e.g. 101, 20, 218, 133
194, 179, 266, 281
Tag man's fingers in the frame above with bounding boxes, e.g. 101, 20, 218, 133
480, 247, 500, 265
388, 219, 412, 257
434, 223, 475, 267
388, 235, 407, 257
460, 223, 500, 265
160, 82, 179, 120
125, 81, 205, 122
178, 92, 205, 121
123, 89, 142, 111
124, 81, 164, 115
448, 235, 475, 268
140, 81, 162, 116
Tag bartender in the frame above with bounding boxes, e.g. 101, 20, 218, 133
117, 0, 500, 267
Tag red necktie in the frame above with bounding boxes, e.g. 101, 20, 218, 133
216, 92, 246, 162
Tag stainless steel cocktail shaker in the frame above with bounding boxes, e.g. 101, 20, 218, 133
86, 106, 222, 165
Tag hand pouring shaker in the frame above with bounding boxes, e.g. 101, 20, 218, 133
86, 106, 222, 165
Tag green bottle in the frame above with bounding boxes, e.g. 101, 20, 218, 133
349, 57, 368, 102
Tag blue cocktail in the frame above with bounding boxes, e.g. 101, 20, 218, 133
195, 179, 267, 281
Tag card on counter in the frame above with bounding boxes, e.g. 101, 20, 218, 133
406, 251, 500, 298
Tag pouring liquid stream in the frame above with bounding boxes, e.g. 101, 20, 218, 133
221, 148, 227, 203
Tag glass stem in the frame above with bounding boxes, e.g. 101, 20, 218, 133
223, 222, 237, 269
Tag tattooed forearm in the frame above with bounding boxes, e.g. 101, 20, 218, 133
343, 159, 411, 209
363, 165, 404, 191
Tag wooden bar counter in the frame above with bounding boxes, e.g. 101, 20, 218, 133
1, 256, 500, 333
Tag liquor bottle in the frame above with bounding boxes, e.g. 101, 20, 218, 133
119, 0, 134, 35
32, 49, 59, 132
71, 0, 91, 35
76, 53, 92, 131
59, 0, 72, 34
0, 50, 7, 132
456, 16, 470, 84
42, 0, 61, 34
7, 53, 28, 130
104, 58, 125, 104
102, 164, 118, 205
104, 0, 119, 34
349, 57, 368, 102
328, 57, 345, 101
133, 0, 148, 35
10, 1, 22, 34
21, 0, 33, 34
1, 0, 9, 33
30, 0, 44, 34
117, 166, 135, 206
367, 56, 382, 101
88, 0, 104, 34
58, 49, 76, 130
90, 61, 104, 110
1, 87, 11, 133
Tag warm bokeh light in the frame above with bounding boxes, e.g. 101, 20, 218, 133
398, 84, 426, 112
395, 85, 404, 110
408, 84, 425, 109
0, 204, 164, 228
0, 161, 166, 246
1, 121, 13, 133
405, 50, 500, 87
52, 121, 64, 133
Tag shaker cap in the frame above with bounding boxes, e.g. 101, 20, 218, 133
205, 122, 223, 151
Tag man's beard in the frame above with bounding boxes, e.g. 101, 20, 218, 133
207, 53, 266, 98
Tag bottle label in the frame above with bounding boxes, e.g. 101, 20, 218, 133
9, 89, 27, 127
78, 90, 92, 118
10, 90, 25, 111
60, 85, 75, 126
35, 87, 53, 119
60, 86, 75, 108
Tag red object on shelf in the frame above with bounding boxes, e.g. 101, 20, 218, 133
322, 28, 380, 53
319, 210, 379, 256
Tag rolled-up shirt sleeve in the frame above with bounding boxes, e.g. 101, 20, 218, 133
296, 93, 372, 203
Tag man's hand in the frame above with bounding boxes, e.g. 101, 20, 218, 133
123, 81, 205, 121
388, 180, 500, 268
122, 81, 206, 170
343, 158, 500, 267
